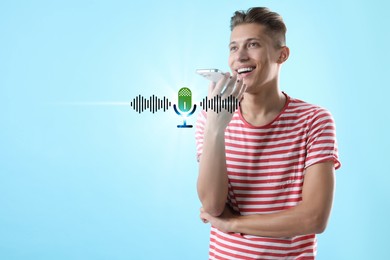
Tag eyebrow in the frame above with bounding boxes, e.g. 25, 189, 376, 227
229, 37, 263, 47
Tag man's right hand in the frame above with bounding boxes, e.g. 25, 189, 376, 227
205, 73, 246, 134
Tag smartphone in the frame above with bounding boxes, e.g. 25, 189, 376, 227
196, 69, 226, 82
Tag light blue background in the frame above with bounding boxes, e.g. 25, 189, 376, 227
1, 0, 389, 259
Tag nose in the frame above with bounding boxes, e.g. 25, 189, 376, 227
235, 46, 249, 62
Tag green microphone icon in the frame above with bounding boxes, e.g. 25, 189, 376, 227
178, 87, 191, 112
174, 87, 197, 128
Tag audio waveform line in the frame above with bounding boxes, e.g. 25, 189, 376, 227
130, 95, 172, 113
199, 95, 239, 114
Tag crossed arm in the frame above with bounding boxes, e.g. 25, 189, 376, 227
196, 77, 335, 237
198, 161, 335, 238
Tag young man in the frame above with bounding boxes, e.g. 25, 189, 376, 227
195, 7, 341, 260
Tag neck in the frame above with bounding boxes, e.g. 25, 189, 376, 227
240, 79, 286, 126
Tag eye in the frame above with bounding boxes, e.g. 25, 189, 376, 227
229, 46, 238, 52
248, 42, 260, 48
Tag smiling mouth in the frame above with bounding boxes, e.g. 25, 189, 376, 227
236, 67, 255, 76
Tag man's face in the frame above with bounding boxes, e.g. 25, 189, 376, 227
228, 23, 283, 92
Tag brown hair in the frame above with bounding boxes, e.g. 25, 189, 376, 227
230, 7, 287, 48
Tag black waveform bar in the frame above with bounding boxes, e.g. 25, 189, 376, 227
130, 95, 172, 113
199, 95, 239, 113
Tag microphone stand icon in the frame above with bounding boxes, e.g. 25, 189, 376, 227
174, 87, 197, 128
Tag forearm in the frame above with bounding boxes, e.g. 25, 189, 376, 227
197, 129, 228, 216
231, 202, 328, 237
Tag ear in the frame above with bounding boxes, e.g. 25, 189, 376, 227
277, 46, 290, 64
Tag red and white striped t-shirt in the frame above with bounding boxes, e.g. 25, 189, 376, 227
195, 93, 341, 260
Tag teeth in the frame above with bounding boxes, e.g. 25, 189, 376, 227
237, 67, 254, 74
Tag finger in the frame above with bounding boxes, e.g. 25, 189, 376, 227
200, 214, 207, 223
221, 75, 237, 98
234, 82, 246, 98
237, 84, 247, 101
212, 73, 230, 96
230, 78, 243, 97
208, 81, 216, 97
200, 212, 209, 223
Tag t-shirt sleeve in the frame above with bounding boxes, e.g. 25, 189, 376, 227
195, 110, 207, 162
305, 107, 341, 170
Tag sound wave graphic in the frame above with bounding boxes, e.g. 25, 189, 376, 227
199, 95, 239, 113
129, 95, 239, 114
130, 95, 172, 113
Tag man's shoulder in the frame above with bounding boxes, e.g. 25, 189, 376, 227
286, 95, 335, 133
288, 95, 320, 110
287, 95, 331, 118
